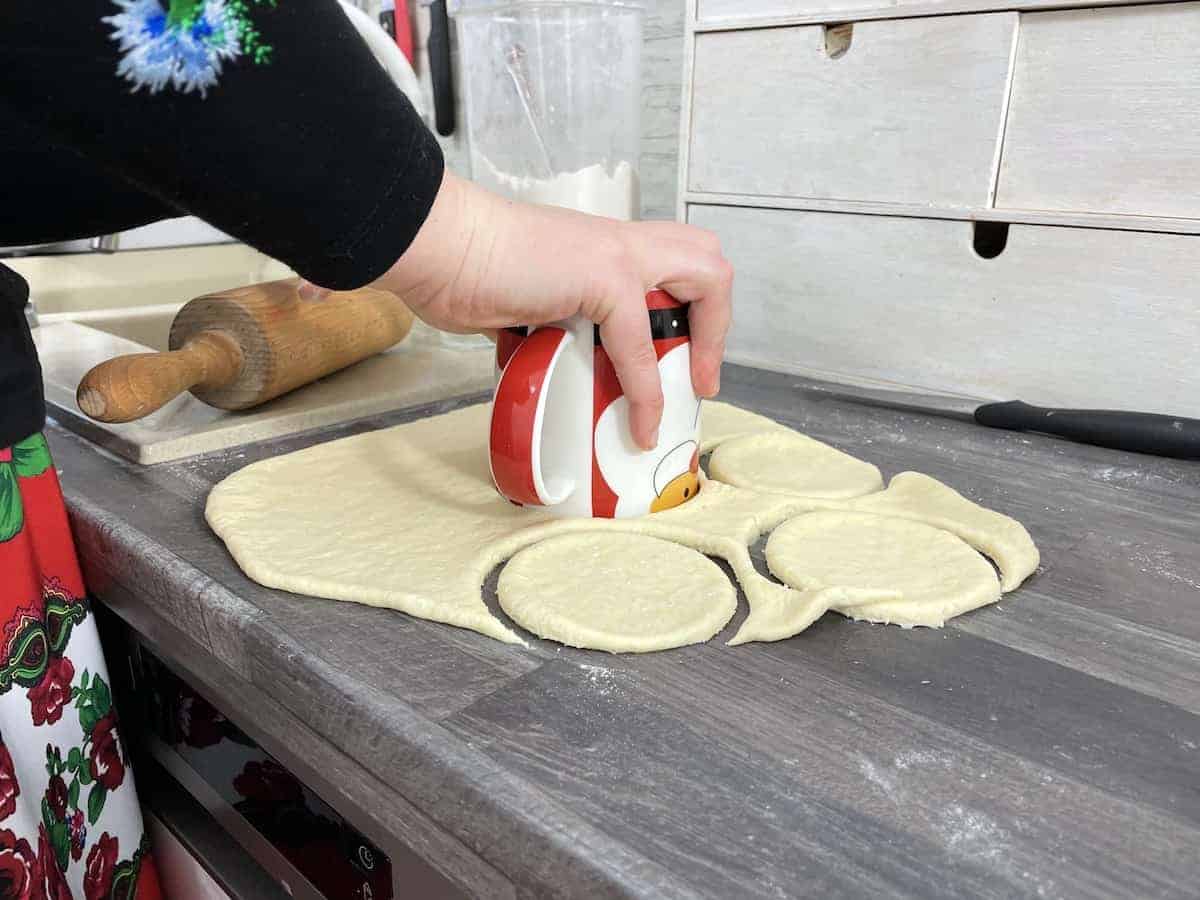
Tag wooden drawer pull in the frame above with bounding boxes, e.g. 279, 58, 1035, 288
824, 23, 854, 58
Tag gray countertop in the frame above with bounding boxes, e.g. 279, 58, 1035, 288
49, 365, 1200, 899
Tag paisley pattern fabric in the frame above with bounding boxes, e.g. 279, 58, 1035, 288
0, 434, 162, 900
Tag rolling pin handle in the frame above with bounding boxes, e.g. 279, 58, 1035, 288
77, 331, 244, 424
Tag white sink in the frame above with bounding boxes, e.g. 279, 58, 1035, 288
8, 243, 292, 315
23, 246, 494, 464
44, 303, 180, 351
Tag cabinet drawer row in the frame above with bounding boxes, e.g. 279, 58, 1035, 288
694, 0, 1152, 27
688, 204, 1200, 417
687, 2, 1200, 220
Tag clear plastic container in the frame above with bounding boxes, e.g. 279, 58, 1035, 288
450, 0, 644, 221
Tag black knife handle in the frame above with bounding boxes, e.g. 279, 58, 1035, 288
974, 401, 1200, 460
428, 0, 455, 136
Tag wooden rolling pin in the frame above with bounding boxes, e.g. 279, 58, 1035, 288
77, 278, 415, 423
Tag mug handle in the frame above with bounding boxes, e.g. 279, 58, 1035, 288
489, 326, 576, 507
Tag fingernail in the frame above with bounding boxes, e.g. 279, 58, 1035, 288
648, 427, 660, 450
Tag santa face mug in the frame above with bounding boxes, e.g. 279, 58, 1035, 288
489, 290, 702, 518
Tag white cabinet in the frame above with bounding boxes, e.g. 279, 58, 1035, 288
679, 2, 1200, 408
697, 0, 929, 24
694, 0, 1148, 28
996, 2, 1200, 219
688, 14, 1017, 207
690, 204, 1200, 417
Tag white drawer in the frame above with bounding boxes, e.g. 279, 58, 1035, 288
996, 3, 1200, 219
687, 14, 1017, 207
689, 204, 1200, 417
694, 0, 1146, 26
698, 0, 926, 24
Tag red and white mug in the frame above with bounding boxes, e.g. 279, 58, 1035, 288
489, 290, 702, 518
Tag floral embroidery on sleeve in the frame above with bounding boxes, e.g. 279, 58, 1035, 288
104, 0, 276, 97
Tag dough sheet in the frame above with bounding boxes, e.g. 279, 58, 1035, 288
498, 533, 737, 652
709, 430, 884, 499
206, 402, 1039, 651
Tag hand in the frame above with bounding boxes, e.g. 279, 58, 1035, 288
375, 171, 734, 450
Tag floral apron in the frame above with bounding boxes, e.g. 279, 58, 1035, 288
0, 433, 161, 900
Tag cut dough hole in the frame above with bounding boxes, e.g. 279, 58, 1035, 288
709, 430, 883, 499
498, 533, 737, 652
765, 511, 1001, 627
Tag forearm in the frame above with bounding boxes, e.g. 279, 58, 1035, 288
0, 0, 443, 288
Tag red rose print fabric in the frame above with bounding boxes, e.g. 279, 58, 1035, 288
0, 828, 41, 900
40, 825, 72, 900
232, 758, 303, 807
0, 742, 19, 821
0, 434, 162, 899
81, 833, 116, 900
28, 658, 74, 729
87, 715, 125, 795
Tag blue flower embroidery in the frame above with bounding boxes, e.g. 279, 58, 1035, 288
104, 0, 273, 97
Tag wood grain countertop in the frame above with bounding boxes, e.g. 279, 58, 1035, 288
49, 365, 1200, 899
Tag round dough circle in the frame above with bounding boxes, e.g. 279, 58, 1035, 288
708, 431, 883, 499
765, 511, 1000, 624
498, 533, 737, 652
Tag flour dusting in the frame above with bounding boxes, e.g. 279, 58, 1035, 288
578, 662, 616, 694
857, 751, 1058, 896
1127, 544, 1200, 591
857, 756, 899, 803
894, 749, 953, 771
938, 803, 1009, 860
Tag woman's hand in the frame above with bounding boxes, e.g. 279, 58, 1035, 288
375, 171, 733, 450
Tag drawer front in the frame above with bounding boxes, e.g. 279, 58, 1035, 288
698, 0, 927, 24
996, 3, 1200, 218
695, 0, 1153, 25
689, 204, 1200, 416
688, 14, 1016, 207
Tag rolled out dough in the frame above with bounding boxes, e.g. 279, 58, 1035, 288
697, 402, 788, 452
845, 472, 1039, 591
765, 511, 1002, 627
206, 401, 1038, 652
498, 533, 737, 652
708, 431, 883, 499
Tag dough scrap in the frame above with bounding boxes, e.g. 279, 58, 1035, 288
698, 401, 789, 453
725, 582, 901, 646
206, 404, 538, 644
498, 533, 737, 652
708, 430, 884, 499
206, 400, 1038, 652
765, 511, 1001, 627
846, 472, 1039, 591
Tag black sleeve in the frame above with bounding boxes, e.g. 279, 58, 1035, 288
0, 0, 445, 290
0, 114, 177, 246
